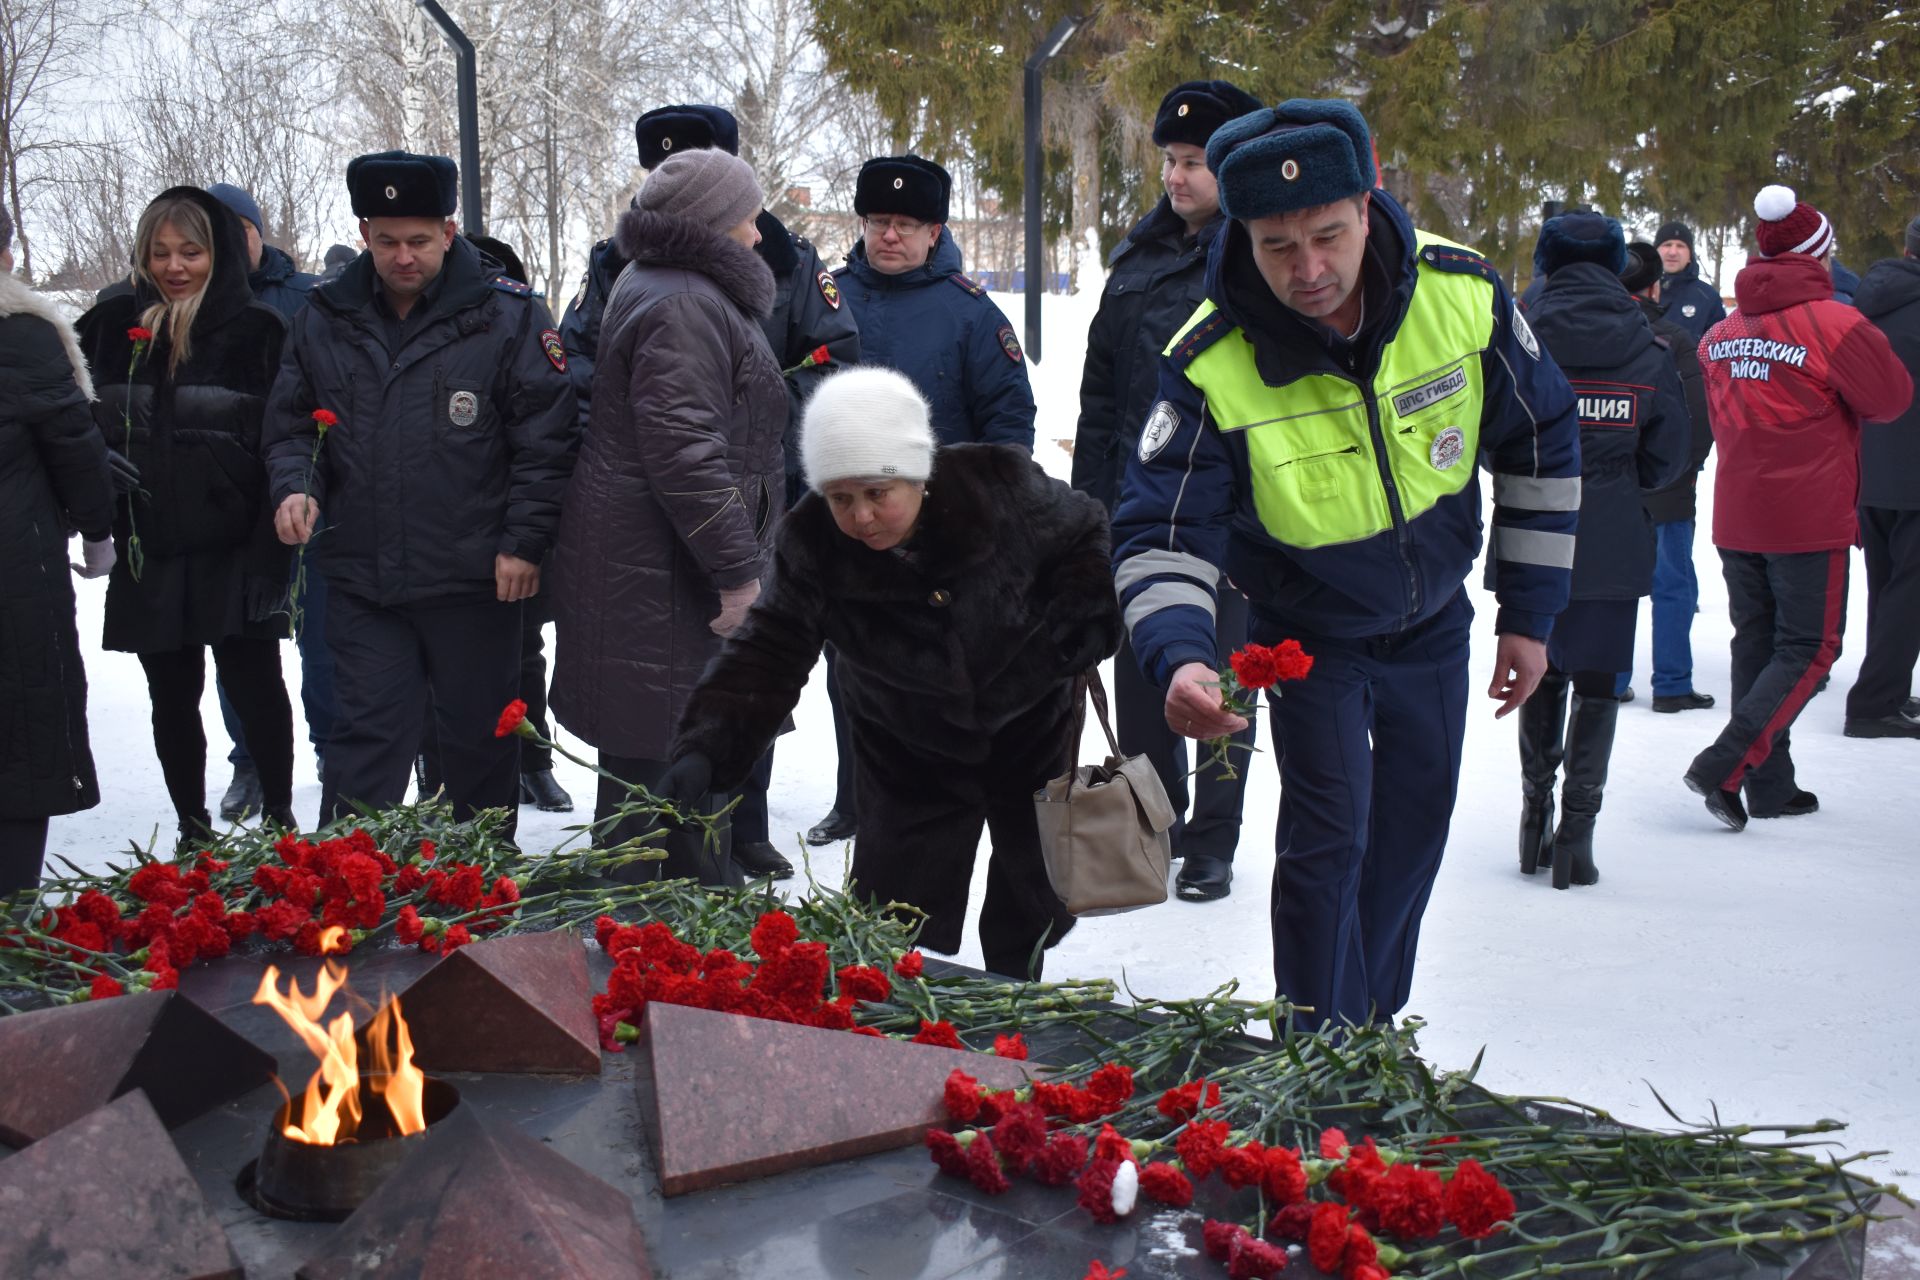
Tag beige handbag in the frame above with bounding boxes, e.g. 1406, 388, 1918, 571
1034, 669, 1176, 916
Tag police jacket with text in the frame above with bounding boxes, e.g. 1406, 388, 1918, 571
833, 227, 1036, 449
1657, 260, 1727, 341
1854, 256, 1920, 511
1073, 198, 1218, 512
1111, 189, 1582, 686
1701, 252, 1912, 554
261, 236, 580, 607
558, 208, 859, 468
1523, 263, 1689, 600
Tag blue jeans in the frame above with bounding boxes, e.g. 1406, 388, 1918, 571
1616, 518, 1699, 698
220, 570, 337, 768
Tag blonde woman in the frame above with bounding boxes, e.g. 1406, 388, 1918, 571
78, 187, 296, 848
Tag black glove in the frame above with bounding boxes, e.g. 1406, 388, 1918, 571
652, 752, 714, 825
105, 448, 140, 496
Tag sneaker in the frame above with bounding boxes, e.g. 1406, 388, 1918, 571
1750, 789, 1817, 819
1683, 771, 1747, 831
1652, 691, 1715, 713
1843, 713, 1920, 740
219, 765, 262, 822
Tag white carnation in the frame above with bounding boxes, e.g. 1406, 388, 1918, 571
1110, 1159, 1139, 1217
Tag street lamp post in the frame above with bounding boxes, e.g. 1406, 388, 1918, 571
1022, 14, 1084, 365
413, 0, 484, 236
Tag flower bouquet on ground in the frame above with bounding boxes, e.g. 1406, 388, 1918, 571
1201, 640, 1314, 780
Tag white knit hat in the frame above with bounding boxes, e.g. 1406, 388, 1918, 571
801, 367, 936, 491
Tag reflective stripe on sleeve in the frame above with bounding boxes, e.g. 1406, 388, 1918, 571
1492, 473, 1582, 511
1492, 526, 1577, 568
1114, 547, 1222, 595
1124, 581, 1216, 634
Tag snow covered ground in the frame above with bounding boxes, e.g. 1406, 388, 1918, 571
46, 285, 1917, 1186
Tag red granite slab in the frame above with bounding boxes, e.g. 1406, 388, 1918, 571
295, 1104, 651, 1279
389, 930, 599, 1075
0, 989, 277, 1146
637, 1002, 1035, 1196
0, 1089, 242, 1279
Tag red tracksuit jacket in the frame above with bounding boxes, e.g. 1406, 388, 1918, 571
1701, 253, 1912, 553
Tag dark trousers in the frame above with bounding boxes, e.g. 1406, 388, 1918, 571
823, 645, 857, 820
1264, 590, 1471, 1030
1690, 548, 1848, 808
732, 746, 777, 844
594, 753, 737, 886
139, 637, 294, 824
219, 566, 336, 768
850, 694, 1076, 980
1113, 587, 1255, 862
1847, 507, 1920, 721
320, 591, 522, 834
0, 817, 51, 898
418, 599, 556, 788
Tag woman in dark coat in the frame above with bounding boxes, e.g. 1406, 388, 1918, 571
657, 367, 1124, 978
548, 149, 786, 884
0, 207, 117, 894
78, 186, 296, 846
1516, 214, 1688, 888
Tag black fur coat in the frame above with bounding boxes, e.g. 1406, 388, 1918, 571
673, 443, 1124, 788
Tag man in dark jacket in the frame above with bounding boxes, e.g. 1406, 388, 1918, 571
262, 152, 579, 835
1685, 186, 1912, 828
1654, 219, 1727, 340
1613, 240, 1716, 711
1073, 79, 1260, 903
205, 181, 335, 825
558, 104, 859, 875
1845, 215, 1920, 739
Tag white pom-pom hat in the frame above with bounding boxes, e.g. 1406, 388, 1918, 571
1752, 184, 1833, 259
800, 366, 936, 491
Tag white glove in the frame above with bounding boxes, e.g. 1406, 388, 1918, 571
70, 537, 116, 579
710, 580, 761, 637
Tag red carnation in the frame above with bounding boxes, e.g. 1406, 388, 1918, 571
1271, 637, 1314, 681
1074, 1156, 1128, 1224
1220, 1142, 1268, 1190
1176, 1117, 1232, 1179
992, 1032, 1028, 1060
925, 1128, 971, 1179
912, 1019, 964, 1050
893, 950, 924, 979
1086, 1062, 1134, 1111
1229, 644, 1285, 691
1350, 1266, 1390, 1280
1261, 1144, 1308, 1206
1330, 1136, 1388, 1209
1138, 1161, 1193, 1207
1093, 1123, 1133, 1165
1442, 1158, 1515, 1239
89, 975, 125, 1000
1343, 1223, 1380, 1277
432, 923, 473, 954
1308, 1202, 1351, 1274
992, 1101, 1049, 1172
1228, 1233, 1290, 1280
943, 1069, 984, 1123
1268, 1201, 1316, 1242
835, 963, 891, 1004
311, 408, 338, 429
1203, 1219, 1242, 1260
128, 863, 190, 910
1373, 1161, 1446, 1239
127, 326, 153, 343
594, 915, 620, 951
395, 905, 425, 945
493, 699, 529, 738
1320, 1126, 1351, 1159
964, 1130, 1010, 1194
1084, 1263, 1127, 1280
749, 910, 799, 958
1029, 1133, 1089, 1186
810, 344, 830, 365
1157, 1078, 1221, 1124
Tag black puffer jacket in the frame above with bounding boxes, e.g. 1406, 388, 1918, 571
672, 444, 1123, 789
1072, 199, 1219, 512
0, 275, 114, 819
1856, 256, 1920, 511
1525, 262, 1691, 600
251, 243, 317, 323
1637, 295, 1714, 525
548, 207, 786, 759
78, 186, 290, 653
262, 236, 579, 607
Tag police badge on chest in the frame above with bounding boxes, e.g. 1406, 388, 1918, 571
447, 389, 481, 428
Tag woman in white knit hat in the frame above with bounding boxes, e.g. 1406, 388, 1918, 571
654, 366, 1123, 978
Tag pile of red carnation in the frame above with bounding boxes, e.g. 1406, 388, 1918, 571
926, 1073, 1517, 1280
4, 830, 523, 1002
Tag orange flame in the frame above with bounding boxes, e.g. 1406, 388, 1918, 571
252, 929, 427, 1144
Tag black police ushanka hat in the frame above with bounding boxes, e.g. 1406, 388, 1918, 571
1533, 210, 1628, 278
854, 156, 951, 225
347, 151, 458, 219
1152, 79, 1263, 150
1206, 99, 1376, 221
634, 104, 740, 171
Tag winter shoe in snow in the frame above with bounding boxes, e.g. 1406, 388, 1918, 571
219, 765, 262, 822
1843, 712, 1920, 739
1175, 854, 1233, 901
1751, 789, 1818, 819
519, 768, 574, 812
732, 840, 794, 878
1651, 691, 1715, 713
1517, 673, 1568, 875
173, 811, 216, 858
1683, 771, 1747, 831
1549, 693, 1615, 889
805, 808, 857, 845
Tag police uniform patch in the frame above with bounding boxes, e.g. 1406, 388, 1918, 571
448, 390, 480, 427
817, 270, 841, 310
997, 324, 1023, 365
1512, 304, 1541, 360
1139, 401, 1180, 462
541, 328, 567, 372
1429, 425, 1466, 471
1681, 303, 1697, 318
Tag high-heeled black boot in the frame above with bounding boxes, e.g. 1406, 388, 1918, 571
1517, 673, 1569, 875
1550, 693, 1619, 889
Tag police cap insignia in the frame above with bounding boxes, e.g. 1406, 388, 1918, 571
1281, 158, 1300, 181
816, 269, 841, 310
997, 324, 1023, 365
541, 328, 568, 373
1177, 103, 1190, 117
384, 185, 397, 200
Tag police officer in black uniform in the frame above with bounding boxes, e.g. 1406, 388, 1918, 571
1074, 80, 1261, 903
558, 104, 858, 877
263, 152, 578, 837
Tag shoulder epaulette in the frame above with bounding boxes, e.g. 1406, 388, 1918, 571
1167, 309, 1236, 368
490, 277, 534, 298
949, 272, 986, 298
1418, 244, 1501, 286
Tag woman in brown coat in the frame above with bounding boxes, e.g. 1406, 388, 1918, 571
549, 148, 785, 884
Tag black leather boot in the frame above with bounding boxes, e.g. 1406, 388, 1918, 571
519, 769, 574, 812
219, 765, 262, 822
1550, 693, 1618, 890
1517, 673, 1568, 875
173, 810, 216, 858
